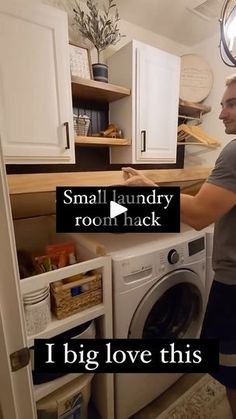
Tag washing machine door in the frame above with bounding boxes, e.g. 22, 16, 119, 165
128, 269, 204, 339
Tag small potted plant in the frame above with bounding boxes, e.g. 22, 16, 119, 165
73, 0, 125, 82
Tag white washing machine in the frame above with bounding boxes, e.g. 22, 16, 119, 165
78, 228, 206, 419
204, 225, 214, 301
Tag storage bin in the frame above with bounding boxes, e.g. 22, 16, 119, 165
73, 114, 90, 136
36, 373, 94, 419
50, 271, 102, 320
24, 293, 51, 336
31, 320, 96, 384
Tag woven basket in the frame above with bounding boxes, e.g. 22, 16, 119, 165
50, 272, 102, 320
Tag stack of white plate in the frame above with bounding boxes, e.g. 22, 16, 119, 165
23, 287, 51, 336
23, 287, 49, 305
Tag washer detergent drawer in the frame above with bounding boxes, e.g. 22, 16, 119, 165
112, 253, 155, 293
123, 267, 153, 283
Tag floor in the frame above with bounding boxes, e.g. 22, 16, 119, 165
130, 373, 205, 419
89, 373, 205, 419
88, 374, 204, 419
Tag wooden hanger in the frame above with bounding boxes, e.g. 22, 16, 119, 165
177, 124, 221, 147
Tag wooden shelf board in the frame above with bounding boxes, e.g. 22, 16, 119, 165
7, 167, 212, 195
75, 135, 130, 146
179, 99, 211, 116
177, 142, 218, 147
71, 76, 130, 102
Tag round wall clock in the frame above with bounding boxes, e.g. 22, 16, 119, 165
180, 54, 213, 103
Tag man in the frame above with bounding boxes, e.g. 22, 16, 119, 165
122, 74, 236, 418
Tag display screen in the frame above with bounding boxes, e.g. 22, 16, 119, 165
188, 236, 205, 256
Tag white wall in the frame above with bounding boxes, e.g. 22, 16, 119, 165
42, 0, 190, 60
108, 19, 190, 58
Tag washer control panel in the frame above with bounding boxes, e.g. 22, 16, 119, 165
156, 234, 205, 274
159, 246, 184, 273
112, 233, 206, 290
167, 249, 180, 264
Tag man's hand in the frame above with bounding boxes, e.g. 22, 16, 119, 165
122, 167, 157, 186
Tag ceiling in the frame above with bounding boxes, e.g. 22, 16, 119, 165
114, 0, 223, 46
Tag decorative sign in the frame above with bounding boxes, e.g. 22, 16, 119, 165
69, 44, 92, 79
180, 54, 213, 103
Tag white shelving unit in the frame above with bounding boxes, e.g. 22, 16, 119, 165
14, 215, 114, 419
20, 255, 109, 347
27, 304, 105, 348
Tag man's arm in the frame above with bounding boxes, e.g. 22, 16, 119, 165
181, 182, 236, 230
122, 167, 236, 231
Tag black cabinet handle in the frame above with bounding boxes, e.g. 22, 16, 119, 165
64, 122, 70, 149
141, 130, 146, 152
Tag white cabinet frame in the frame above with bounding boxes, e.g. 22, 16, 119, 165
0, 1, 75, 164
108, 40, 180, 164
0, 142, 113, 418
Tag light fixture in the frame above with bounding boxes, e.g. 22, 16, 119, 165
219, 0, 236, 66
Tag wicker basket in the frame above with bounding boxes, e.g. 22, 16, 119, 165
73, 115, 90, 136
50, 271, 102, 320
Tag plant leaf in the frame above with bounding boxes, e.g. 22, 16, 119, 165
73, 0, 125, 62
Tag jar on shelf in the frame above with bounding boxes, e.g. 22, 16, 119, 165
23, 287, 51, 336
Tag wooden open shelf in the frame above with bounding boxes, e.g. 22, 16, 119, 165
179, 99, 211, 117
75, 135, 130, 146
71, 76, 131, 102
177, 142, 218, 147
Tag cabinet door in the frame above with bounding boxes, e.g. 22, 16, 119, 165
0, 1, 75, 164
136, 45, 180, 163
0, 139, 36, 418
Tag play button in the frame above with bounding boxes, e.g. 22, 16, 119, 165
110, 201, 128, 218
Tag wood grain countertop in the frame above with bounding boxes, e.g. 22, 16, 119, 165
8, 166, 212, 219
7, 166, 212, 195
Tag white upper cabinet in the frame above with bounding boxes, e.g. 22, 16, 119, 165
0, 1, 75, 164
108, 40, 180, 164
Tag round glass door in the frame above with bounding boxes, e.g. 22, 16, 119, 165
128, 269, 204, 339
142, 283, 200, 339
